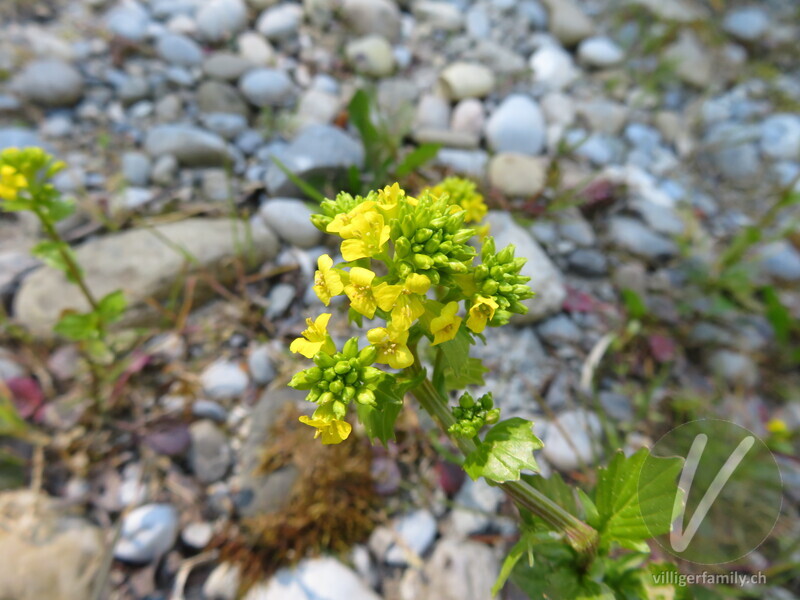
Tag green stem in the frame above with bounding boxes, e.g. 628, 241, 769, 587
408, 359, 599, 557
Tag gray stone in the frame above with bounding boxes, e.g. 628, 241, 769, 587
264, 125, 364, 196
201, 359, 249, 399
541, 0, 593, 45
485, 94, 546, 155
572, 132, 625, 166
599, 391, 633, 422
577, 99, 630, 135
485, 211, 566, 322
294, 88, 341, 129
151, 154, 179, 185
543, 409, 602, 471
382, 510, 437, 566
439, 63, 495, 100
529, 44, 579, 91
568, 248, 608, 276
705, 122, 761, 182
189, 420, 233, 484
266, 282, 296, 319
723, 6, 770, 42
239, 68, 296, 107
0, 127, 43, 151
156, 33, 203, 66
117, 75, 150, 104
627, 0, 709, 21
256, 3, 304, 40
537, 314, 582, 345
488, 153, 547, 197
204, 52, 254, 81
630, 198, 685, 236
0, 491, 104, 600
237, 31, 276, 65
196, 0, 248, 42
757, 240, 800, 283
413, 129, 479, 149
198, 80, 250, 116
448, 478, 503, 537
414, 1, 463, 30
145, 125, 231, 167
608, 216, 677, 263
106, 1, 150, 41
14, 219, 279, 336
558, 215, 595, 246
244, 557, 380, 600
340, 0, 402, 42
450, 98, 485, 138
707, 350, 759, 387
247, 344, 276, 385
346, 35, 395, 78
259, 198, 323, 248
114, 503, 179, 563
761, 114, 800, 161
434, 148, 489, 177
181, 521, 214, 549
202, 113, 249, 140
12, 60, 83, 107
663, 30, 712, 88
203, 563, 242, 600
414, 94, 451, 131
577, 36, 624, 68
122, 152, 152, 187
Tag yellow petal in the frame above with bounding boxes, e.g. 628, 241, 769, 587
321, 419, 352, 444
290, 337, 322, 358
389, 345, 414, 369
405, 274, 431, 295
318, 254, 334, 271
341, 239, 368, 261
373, 282, 402, 312
349, 267, 375, 287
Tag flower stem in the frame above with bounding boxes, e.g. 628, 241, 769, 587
408, 359, 599, 558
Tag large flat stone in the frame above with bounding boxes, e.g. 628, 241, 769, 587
14, 218, 279, 336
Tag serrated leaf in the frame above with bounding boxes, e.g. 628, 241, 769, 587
438, 325, 473, 380
592, 449, 683, 550
53, 311, 99, 341
491, 534, 532, 596
513, 560, 615, 600
444, 356, 488, 390
31, 240, 71, 274
357, 371, 423, 446
464, 418, 543, 483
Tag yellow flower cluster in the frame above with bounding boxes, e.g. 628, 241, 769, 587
0, 162, 29, 201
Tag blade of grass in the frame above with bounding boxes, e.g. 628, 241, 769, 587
395, 143, 441, 177
270, 156, 326, 204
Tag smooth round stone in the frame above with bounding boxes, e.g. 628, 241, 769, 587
203, 52, 254, 81
577, 36, 624, 67
383, 510, 437, 566
201, 359, 249, 399
258, 198, 323, 248
414, 94, 451, 131
12, 59, 84, 107
237, 31, 276, 65
106, 1, 151, 41
340, 0, 402, 42
122, 152, 152, 186
542, 409, 602, 471
239, 68, 296, 107
247, 344, 276, 385
156, 33, 203, 66
256, 3, 304, 40
196, 0, 248, 41
485, 94, 546, 155
189, 420, 233, 484
488, 153, 547, 197
450, 98, 485, 137
346, 35, 395, 78
114, 504, 179, 563
181, 521, 214, 549
438, 62, 495, 100
761, 114, 800, 160
529, 44, 578, 91
723, 6, 770, 42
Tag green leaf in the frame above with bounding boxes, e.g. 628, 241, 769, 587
591, 449, 683, 551
437, 325, 473, 382
513, 559, 615, 600
357, 371, 423, 446
42, 198, 75, 222
0, 396, 28, 438
762, 285, 792, 344
522, 471, 580, 524
0, 198, 34, 212
53, 311, 100, 341
0, 449, 26, 490
31, 240, 72, 274
444, 356, 488, 390
620, 288, 647, 320
463, 418, 543, 483
97, 290, 127, 324
348, 89, 380, 150
491, 534, 532, 596
395, 143, 440, 177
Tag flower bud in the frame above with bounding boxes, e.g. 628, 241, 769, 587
288, 372, 311, 390
401, 215, 416, 238
414, 228, 433, 243
459, 392, 475, 408
413, 254, 434, 270
316, 380, 329, 391
497, 245, 515, 264
452, 229, 474, 244
310, 214, 333, 232
320, 391, 335, 405
396, 261, 413, 278
329, 380, 344, 394
481, 237, 496, 260
313, 352, 336, 368
305, 367, 323, 382
474, 264, 489, 280
335, 360, 352, 375
362, 366, 383, 383
394, 236, 411, 258
480, 393, 494, 409
356, 388, 376, 406
486, 409, 500, 424
509, 301, 528, 315
358, 345, 378, 366
438, 240, 453, 254
345, 370, 359, 385
342, 337, 359, 358
481, 280, 499, 295
424, 238, 440, 253
324, 368, 337, 381
306, 389, 321, 403
427, 270, 440, 285
447, 261, 468, 273
342, 386, 356, 401
430, 216, 447, 229
332, 400, 347, 419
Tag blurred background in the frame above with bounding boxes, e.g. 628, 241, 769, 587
0, 0, 799, 598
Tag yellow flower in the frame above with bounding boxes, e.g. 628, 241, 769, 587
430, 301, 462, 346
326, 200, 376, 237
344, 267, 401, 318
376, 182, 415, 218
340, 210, 391, 262
460, 192, 488, 223
391, 273, 431, 331
298, 415, 352, 444
367, 326, 414, 369
313, 254, 344, 306
290, 313, 336, 358
0, 164, 29, 201
466, 295, 499, 333
766, 418, 788, 435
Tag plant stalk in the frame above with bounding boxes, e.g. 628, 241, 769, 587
408, 361, 598, 557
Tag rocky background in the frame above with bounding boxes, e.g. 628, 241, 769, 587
1, 0, 799, 598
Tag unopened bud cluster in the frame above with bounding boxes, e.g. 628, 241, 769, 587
448, 392, 500, 439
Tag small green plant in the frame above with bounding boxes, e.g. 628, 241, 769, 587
0, 147, 128, 399
287, 181, 686, 597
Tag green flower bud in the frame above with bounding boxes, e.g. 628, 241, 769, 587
447, 261, 468, 273
451, 229, 474, 244
499, 283, 513, 294
413, 254, 434, 270
438, 240, 453, 254
305, 367, 323, 382
480, 393, 494, 409
401, 215, 416, 238
317, 380, 329, 391
345, 370, 359, 385
362, 366, 383, 383
306, 389, 321, 403
486, 409, 500, 424
310, 214, 333, 232
313, 352, 336, 368
459, 392, 475, 409
474, 264, 489, 280
497, 245, 515, 264
481, 237, 496, 260
509, 301, 528, 314
430, 216, 447, 229
335, 360, 352, 375
480, 280, 499, 295
342, 386, 356, 401
324, 368, 337, 381
414, 228, 433, 243
427, 270, 440, 285
288, 372, 310, 389
320, 391, 335, 405
396, 261, 413, 278
445, 214, 463, 233
358, 345, 378, 366
433, 253, 448, 266
342, 337, 359, 358
332, 400, 346, 419
395, 236, 412, 258
357, 388, 376, 406
424, 238, 440, 253
329, 380, 344, 394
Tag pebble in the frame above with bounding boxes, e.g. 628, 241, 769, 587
707, 350, 759, 388
488, 153, 547, 197
244, 557, 380, 600
106, 1, 151, 41
577, 36, 624, 68
237, 31, 276, 65
439, 62, 495, 101
266, 283, 297, 319
201, 359, 249, 400
0, 127, 42, 150
380, 509, 438, 566
757, 240, 800, 283
181, 521, 214, 549
448, 478, 504, 537
450, 98, 485, 138
608, 216, 678, 263
259, 198, 323, 248
198, 80, 250, 116
529, 44, 579, 91
340, 0, 402, 42
114, 504, 179, 563
121, 152, 151, 187
203, 563, 242, 600
256, 3, 304, 40
536, 314, 583, 345
346, 35, 395, 78
485, 211, 566, 322
151, 154, 179, 184
568, 248, 608, 276
663, 30, 713, 88
196, 0, 248, 42
705, 122, 761, 183
760, 114, 800, 161
239, 68, 296, 107
204, 52, 253, 81
542, 0, 594, 45
189, 420, 233, 484
434, 148, 489, 177
723, 6, 770, 42
12, 59, 84, 107
145, 125, 231, 167
247, 344, 276, 385
485, 94, 546, 155
156, 33, 203, 66
414, 94, 451, 131
542, 409, 602, 471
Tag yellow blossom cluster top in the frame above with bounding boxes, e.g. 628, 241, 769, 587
289, 180, 533, 443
